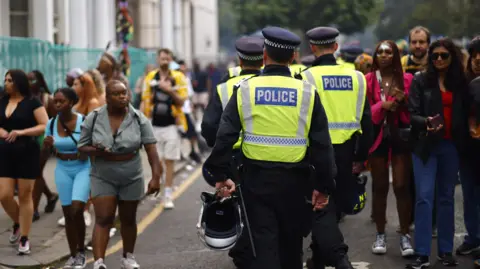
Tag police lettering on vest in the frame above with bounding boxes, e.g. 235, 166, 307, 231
322, 75, 353, 91
255, 87, 297, 106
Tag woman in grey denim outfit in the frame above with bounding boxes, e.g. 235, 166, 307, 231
78, 80, 161, 269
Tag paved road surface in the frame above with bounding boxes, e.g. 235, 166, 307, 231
73, 169, 474, 269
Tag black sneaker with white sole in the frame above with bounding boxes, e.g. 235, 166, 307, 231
406, 255, 430, 269
437, 253, 458, 266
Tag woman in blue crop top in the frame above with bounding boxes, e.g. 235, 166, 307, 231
40, 88, 90, 268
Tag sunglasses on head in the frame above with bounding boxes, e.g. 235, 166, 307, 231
432, 52, 450, 60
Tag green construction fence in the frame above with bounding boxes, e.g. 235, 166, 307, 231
0, 36, 157, 91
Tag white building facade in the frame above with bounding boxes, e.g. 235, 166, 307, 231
0, 0, 218, 66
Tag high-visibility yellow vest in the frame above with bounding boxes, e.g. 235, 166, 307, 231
301, 65, 366, 144
216, 74, 256, 149
237, 76, 315, 162
289, 64, 307, 76
228, 66, 242, 77
342, 62, 356, 70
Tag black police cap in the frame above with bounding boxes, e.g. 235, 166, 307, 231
235, 37, 264, 61
262, 26, 301, 50
306, 27, 339, 45
340, 45, 364, 56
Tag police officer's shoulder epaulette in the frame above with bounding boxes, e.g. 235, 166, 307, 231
294, 66, 313, 80
233, 74, 260, 89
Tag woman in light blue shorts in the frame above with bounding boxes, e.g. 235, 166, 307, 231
41, 88, 90, 269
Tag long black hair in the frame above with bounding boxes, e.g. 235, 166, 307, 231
31, 70, 51, 94
54, 87, 79, 105
5, 69, 31, 97
425, 38, 467, 91
466, 37, 480, 82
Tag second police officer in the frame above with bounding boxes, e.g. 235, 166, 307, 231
202, 36, 264, 148
204, 26, 337, 269
299, 27, 373, 269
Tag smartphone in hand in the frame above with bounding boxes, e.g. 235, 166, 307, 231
427, 114, 444, 129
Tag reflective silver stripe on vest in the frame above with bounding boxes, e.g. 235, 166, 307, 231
354, 71, 366, 124
219, 83, 229, 110
240, 79, 311, 146
298, 81, 313, 137
302, 69, 365, 130
240, 80, 253, 132
303, 69, 316, 87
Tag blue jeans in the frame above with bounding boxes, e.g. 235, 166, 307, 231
459, 155, 480, 246
412, 140, 459, 256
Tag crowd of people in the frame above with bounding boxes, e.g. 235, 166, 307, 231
1, 22, 480, 269
0, 49, 219, 269
301, 26, 480, 269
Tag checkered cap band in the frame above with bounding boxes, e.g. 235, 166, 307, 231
264, 39, 297, 50
309, 38, 337, 45
237, 51, 263, 61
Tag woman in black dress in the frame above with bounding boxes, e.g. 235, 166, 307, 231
0, 69, 49, 255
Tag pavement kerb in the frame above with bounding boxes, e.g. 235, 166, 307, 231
0, 160, 191, 269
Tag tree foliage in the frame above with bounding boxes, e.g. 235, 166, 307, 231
376, 0, 480, 41
223, 0, 378, 35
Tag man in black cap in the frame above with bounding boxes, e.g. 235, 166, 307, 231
204, 26, 336, 269
299, 26, 373, 269
202, 36, 264, 147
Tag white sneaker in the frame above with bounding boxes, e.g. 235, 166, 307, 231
400, 234, 415, 257
9, 224, 20, 244
121, 253, 140, 269
109, 228, 117, 238
63, 256, 76, 268
372, 233, 387, 254
93, 258, 107, 269
18, 238, 31, 255
58, 216, 66, 227
164, 196, 175, 209
84, 211, 92, 227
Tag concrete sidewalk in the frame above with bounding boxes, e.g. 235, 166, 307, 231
0, 145, 197, 268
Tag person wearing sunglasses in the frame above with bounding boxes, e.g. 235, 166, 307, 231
366, 41, 415, 258
406, 38, 469, 269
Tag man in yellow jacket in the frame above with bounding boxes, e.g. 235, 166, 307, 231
141, 48, 188, 209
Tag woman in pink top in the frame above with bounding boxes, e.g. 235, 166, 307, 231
366, 40, 414, 257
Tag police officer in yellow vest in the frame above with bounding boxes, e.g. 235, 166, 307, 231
290, 48, 307, 75
201, 37, 265, 268
204, 26, 336, 269
201, 36, 264, 148
338, 45, 364, 70
299, 26, 373, 269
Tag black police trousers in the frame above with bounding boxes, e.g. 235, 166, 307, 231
309, 200, 349, 268
308, 139, 355, 268
232, 165, 307, 269
331, 139, 357, 220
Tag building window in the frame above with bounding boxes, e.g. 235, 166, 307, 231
9, 0, 29, 37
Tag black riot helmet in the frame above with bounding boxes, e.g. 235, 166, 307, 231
196, 192, 243, 250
